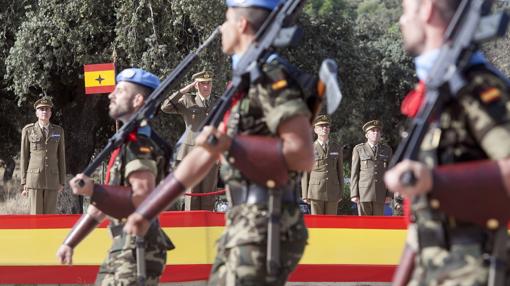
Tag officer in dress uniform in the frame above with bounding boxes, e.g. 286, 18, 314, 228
350, 120, 393, 216
301, 115, 344, 215
385, 0, 510, 285
20, 96, 66, 214
160, 70, 219, 211
56, 68, 173, 285
124, 0, 315, 284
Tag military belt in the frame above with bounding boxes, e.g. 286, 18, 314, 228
108, 219, 160, 239
228, 183, 297, 206
418, 223, 486, 249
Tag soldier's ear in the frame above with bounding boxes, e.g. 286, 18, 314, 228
133, 93, 145, 109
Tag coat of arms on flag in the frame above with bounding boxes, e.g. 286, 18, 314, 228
84, 63, 115, 94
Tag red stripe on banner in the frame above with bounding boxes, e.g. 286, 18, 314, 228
0, 264, 395, 283
83, 63, 115, 72
304, 215, 407, 229
289, 264, 395, 282
0, 211, 226, 229
85, 85, 115, 94
0, 264, 211, 283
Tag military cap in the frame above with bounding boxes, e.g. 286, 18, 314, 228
116, 68, 160, 90
226, 0, 279, 10
362, 120, 382, 133
313, 114, 331, 126
192, 70, 213, 82
34, 96, 54, 110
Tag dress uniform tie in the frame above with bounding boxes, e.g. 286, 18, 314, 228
372, 145, 377, 155
43, 126, 49, 139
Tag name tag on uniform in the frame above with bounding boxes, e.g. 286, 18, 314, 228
50, 134, 61, 138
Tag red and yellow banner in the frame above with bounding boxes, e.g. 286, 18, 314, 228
0, 212, 407, 283
84, 63, 115, 94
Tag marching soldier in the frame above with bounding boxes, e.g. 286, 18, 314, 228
350, 120, 392, 216
20, 96, 66, 214
56, 68, 173, 285
124, 0, 315, 284
302, 115, 344, 215
161, 70, 219, 211
385, 0, 510, 285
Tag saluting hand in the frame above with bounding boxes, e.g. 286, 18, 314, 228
69, 174, 94, 196
56, 244, 73, 265
180, 81, 197, 94
384, 160, 432, 198
123, 212, 150, 236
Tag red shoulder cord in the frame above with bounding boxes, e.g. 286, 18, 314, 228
400, 81, 426, 224
104, 130, 138, 185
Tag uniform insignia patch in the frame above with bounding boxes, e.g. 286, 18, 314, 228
271, 79, 287, 91
139, 146, 152, 153
480, 87, 502, 104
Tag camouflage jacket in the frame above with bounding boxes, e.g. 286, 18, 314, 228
220, 56, 311, 189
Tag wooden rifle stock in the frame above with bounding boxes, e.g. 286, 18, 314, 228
392, 244, 416, 286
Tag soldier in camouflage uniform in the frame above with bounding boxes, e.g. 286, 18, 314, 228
385, 0, 510, 285
56, 68, 173, 285
124, 0, 315, 284
160, 70, 219, 211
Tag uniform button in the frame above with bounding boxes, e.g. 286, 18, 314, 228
374, 171, 378, 174
375, 179, 378, 182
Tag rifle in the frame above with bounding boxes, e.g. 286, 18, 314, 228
199, 0, 309, 135
76, 27, 220, 285
197, 0, 341, 278
78, 27, 220, 185
389, 1, 509, 285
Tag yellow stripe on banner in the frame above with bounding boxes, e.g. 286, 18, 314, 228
84, 70, 116, 87
0, 227, 405, 266
301, 228, 406, 265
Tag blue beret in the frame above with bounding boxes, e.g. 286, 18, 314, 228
226, 0, 280, 10
116, 68, 160, 90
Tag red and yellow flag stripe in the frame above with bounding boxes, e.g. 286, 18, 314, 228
0, 212, 407, 283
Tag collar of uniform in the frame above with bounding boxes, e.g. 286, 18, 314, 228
367, 142, 378, 149
414, 48, 440, 81
317, 139, 328, 147
38, 121, 50, 129
197, 94, 209, 104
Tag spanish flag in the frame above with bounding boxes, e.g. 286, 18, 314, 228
84, 63, 115, 94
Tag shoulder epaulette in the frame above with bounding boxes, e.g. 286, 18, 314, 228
23, 123, 35, 130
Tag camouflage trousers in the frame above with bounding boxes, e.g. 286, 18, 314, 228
409, 244, 488, 286
208, 203, 308, 286
95, 232, 168, 286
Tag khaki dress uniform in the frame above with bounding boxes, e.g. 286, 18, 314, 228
302, 140, 343, 215
350, 140, 392, 216
160, 71, 218, 211
20, 98, 66, 214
